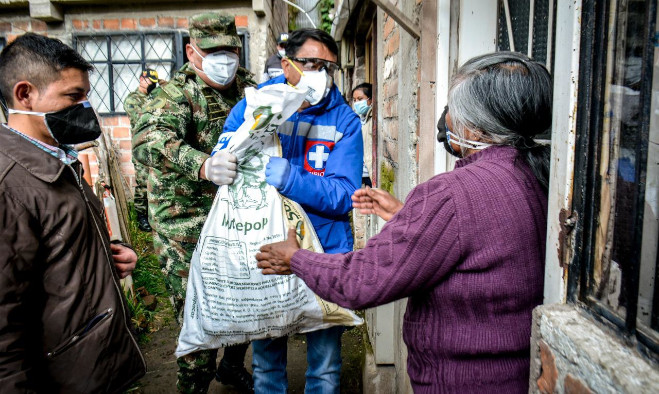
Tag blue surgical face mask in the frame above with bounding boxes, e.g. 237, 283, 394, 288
353, 99, 370, 116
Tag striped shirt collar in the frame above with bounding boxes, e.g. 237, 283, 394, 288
3, 124, 78, 165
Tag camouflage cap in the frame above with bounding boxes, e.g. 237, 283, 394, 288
189, 12, 242, 49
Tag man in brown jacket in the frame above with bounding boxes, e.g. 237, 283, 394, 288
0, 33, 146, 392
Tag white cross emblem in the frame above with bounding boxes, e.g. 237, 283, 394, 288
308, 144, 329, 169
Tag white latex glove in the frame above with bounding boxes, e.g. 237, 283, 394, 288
204, 151, 238, 185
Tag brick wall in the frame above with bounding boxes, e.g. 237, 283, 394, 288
381, 13, 400, 169
70, 16, 190, 31
379, 0, 422, 197
0, 17, 48, 43
88, 116, 134, 187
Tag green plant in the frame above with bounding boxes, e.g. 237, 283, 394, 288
379, 162, 396, 195
288, 4, 298, 32
341, 322, 366, 391
125, 291, 156, 341
124, 203, 173, 343
319, 0, 335, 34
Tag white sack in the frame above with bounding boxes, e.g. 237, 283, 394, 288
176, 84, 362, 358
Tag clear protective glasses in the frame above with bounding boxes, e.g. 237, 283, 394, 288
288, 56, 341, 74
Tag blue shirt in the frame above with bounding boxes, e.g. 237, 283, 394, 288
220, 76, 363, 253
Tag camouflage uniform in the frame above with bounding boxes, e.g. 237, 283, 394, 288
124, 89, 150, 217
132, 12, 255, 394
133, 62, 254, 304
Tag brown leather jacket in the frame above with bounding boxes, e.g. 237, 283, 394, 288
0, 125, 146, 393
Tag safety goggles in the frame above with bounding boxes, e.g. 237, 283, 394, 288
288, 57, 341, 74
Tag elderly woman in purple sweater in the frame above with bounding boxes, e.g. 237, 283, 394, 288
256, 52, 551, 393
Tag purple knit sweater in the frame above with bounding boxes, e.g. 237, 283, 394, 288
291, 146, 547, 393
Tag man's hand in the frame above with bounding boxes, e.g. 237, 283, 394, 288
265, 157, 291, 190
110, 243, 137, 279
351, 186, 403, 221
202, 151, 238, 185
256, 228, 300, 275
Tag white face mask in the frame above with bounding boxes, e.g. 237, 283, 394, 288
446, 130, 492, 151
191, 45, 240, 86
295, 69, 331, 106
278, 48, 286, 58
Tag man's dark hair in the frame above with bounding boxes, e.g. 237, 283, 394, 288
0, 33, 93, 106
285, 28, 339, 59
352, 83, 372, 99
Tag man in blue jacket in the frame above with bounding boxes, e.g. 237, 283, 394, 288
221, 28, 363, 393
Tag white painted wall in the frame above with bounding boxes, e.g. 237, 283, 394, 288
543, 0, 583, 305
434, 0, 497, 176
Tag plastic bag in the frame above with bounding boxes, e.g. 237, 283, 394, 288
176, 84, 362, 357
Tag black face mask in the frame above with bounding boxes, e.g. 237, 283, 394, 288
436, 106, 462, 158
9, 101, 103, 145
45, 101, 103, 144
44, 101, 103, 144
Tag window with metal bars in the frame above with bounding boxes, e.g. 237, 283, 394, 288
570, 0, 659, 360
74, 31, 250, 115
73, 32, 184, 114
497, 0, 556, 72
497, 0, 555, 141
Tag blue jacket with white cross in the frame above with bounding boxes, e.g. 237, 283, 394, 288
220, 74, 363, 253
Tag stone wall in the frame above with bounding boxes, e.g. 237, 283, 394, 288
530, 304, 659, 394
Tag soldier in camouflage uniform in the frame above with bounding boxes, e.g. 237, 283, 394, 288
124, 68, 159, 232
132, 12, 255, 394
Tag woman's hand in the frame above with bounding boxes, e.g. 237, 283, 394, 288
256, 228, 300, 275
351, 186, 403, 221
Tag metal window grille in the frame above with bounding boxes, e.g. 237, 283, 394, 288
497, 0, 556, 71
75, 31, 250, 115
569, 0, 659, 359
73, 32, 184, 114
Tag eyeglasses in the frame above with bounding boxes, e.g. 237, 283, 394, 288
289, 57, 341, 74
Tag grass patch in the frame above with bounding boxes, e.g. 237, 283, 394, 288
124, 204, 173, 344
341, 321, 367, 392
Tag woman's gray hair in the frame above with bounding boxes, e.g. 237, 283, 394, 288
448, 51, 553, 190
